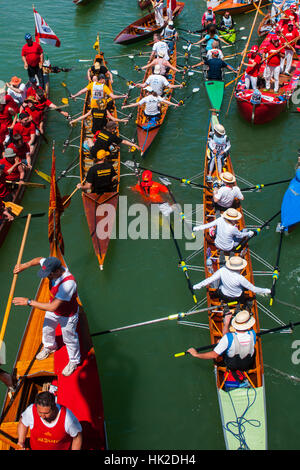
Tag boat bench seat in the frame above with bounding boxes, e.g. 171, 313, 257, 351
0, 422, 28, 439
16, 357, 55, 379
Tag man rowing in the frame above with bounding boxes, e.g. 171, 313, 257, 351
7, 133, 31, 169
206, 41, 224, 60
71, 74, 127, 107
162, 20, 178, 53
243, 45, 262, 90
212, 171, 244, 211
135, 64, 183, 96
77, 151, 118, 196
0, 148, 25, 184
150, 33, 170, 61
191, 50, 237, 80
219, 11, 235, 31
12, 112, 36, 158
207, 123, 231, 182
193, 255, 271, 304
187, 310, 257, 381
141, 49, 180, 76
193, 208, 254, 253
263, 35, 284, 93
12, 256, 81, 377
88, 121, 140, 159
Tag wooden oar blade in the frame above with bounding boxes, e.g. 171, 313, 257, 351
0, 341, 6, 365
35, 169, 51, 183
4, 201, 23, 216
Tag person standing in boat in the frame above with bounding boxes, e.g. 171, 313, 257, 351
280, 22, 298, 75
263, 35, 284, 93
21, 33, 44, 89
17, 391, 82, 450
135, 65, 183, 96
12, 256, 82, 377
243, 45, 262, 90
219, 11, 235, 31
187, 310, 257, 377
206, 123, 231, 182
212, 171, 244, 211
201, 7, 216, 30
191, 50, 237, 80
151, 0, 165, 27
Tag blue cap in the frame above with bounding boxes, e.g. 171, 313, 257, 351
25, 33, 32, 41
37, 257, 62, 278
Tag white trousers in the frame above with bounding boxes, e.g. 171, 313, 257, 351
43, 311, 81, 364
264, 64, 280, 92
155, 6, 164, 26
244, 73, 257, 90
283, 49, 293, 73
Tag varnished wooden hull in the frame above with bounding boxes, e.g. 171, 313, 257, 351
213, 0, 269, 16
138, 0, 151, 9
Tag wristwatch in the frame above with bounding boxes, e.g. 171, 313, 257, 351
27, 299, 32, 306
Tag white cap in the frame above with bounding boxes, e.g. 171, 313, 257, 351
145, 86, 153, 92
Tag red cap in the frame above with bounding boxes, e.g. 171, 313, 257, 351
250, 45, 258, 53
142, 170, 153, 181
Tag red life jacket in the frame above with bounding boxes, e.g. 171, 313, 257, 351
132, 181, 168, 203
30, 404, 73, 451
49, 273, 79, 317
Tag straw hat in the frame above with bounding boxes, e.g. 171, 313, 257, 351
214, 123, 225, 135
220, 171, 236, 184
222, 208, 242, 221
10, 76, 22, 86
231, 310, 255, 331
225, 255, 247, 271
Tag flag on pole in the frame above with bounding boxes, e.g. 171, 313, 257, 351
48, 144, 65, 254
33, 7, 61, 47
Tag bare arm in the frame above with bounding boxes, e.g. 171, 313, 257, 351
70, 110, 91, 126
17, 421, 29, 449
14, 257, 44, 274
71, 432, 83, 450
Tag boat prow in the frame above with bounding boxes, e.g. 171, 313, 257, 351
213, 0, 269, 15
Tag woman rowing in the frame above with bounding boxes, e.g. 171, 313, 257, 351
141, 49, 180, 76
212, 171, 244, 211
193, 24, 229, 51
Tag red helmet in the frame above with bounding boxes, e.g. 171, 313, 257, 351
250, 45, 258, 53
142, 170, 153, 181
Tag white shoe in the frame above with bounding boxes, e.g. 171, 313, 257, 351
36, 347, 55, 361
62, 362, 78, 377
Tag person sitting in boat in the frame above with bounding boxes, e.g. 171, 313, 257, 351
31, 88, 70, 134
25, 77, 43, 100
201, 7, 216, 30
151, 0, 165, 27
131, 169, 169, 203
212, 171, 244, 211
12, 112, 36, 158
206, 41, 224, 60
13, 256, 82, 377
88, 121, 140, 160
193, 208, 254, 253
150, 33, 170, 61
71, 74, 127, 108
77, 150, 118, 196
6, 76, 26, 108
219, 11, 235, 31
193, 25, 229, 52
0, 148, 25, 186
87, 56, 113, 83
21, 95, 44, 137
70, 98, 128, 135
263, 35, 284, 94
122, 86, 179, 123
280, 22, 298, 75
7, 133, 31, 169
21, 33, 44, 89
141, 49, 180, 76
243, 45, 262, 90
0, 164, 13, 202
0, 92, 18, 148
187, 310, 257, 379
17, 391, 82, 450
136, 65, 183, 97
206, 123, 231, 183
191, 50, 237, 80
162, 20, 178, 54
193, 255, 271, 304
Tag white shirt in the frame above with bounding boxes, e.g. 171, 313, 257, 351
8, 83, 26, 106
194, 216, 251, 252
214, 185, 243, 209
214, 331, 256, 357
21, 404, 82, 437
139, 94, 163, 115
145, 74, 169, 96
39, 258, 77, 302
207, 49, 224, 60
193, 266, 271, 298
152, 41, 169, 61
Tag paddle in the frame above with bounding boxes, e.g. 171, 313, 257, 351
177, 87, 200, 106
61, 81, 73, 98
62, 126, 74, 153
35, 168, 51, 183
14, 212, 45, 220
91, 306, 217, 337
62, 178, 86, 207
4, 201, 23, 216
240, 178, 292, 192
174, 319, 300, 358
234, 209, 281, 252
5, 180, 45, 189
269, 229, 284, 306
111, 69, 134, 86
0, 214, 31, 363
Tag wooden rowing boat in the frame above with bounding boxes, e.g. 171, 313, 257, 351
0, 69, 50, 248
79, 35, 120, 270
0, 151, 107, 450
202, 112, 267, 449
235, 32, 300, 124
136, 40, 178, 155
114, 2, 184, 45
138, 0, 152, 9
198, 37, 225, 111
213, 0, 269, 16
257, 12, 274, 37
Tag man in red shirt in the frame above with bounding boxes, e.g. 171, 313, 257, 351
0, 94, 18, 147
21, 33, 44, 89
8, 133, 31, 168
263, 35, 284, 93
0, 148, 25, 184
281, 22, 299, 74
33, 89, 70, 134
13, 112, 36, 157
0, 164, 12, 202
244, 45, 262, 89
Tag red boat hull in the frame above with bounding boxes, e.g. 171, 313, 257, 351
236, 95, 286, 124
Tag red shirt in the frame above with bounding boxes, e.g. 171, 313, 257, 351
0, 173, 9, 198
49, 274, 79, 317
282, 26, 299, 50
0, 124, 8, 148
30, 405, 72, 451
26, 85, 44, 99
0, 157, 21, 182
13, 121, 36, 143
246, 53, 262, 77
23, 105, 43, 126
8, 142, 30, 160
0, 103, 15, 129
265, 43, 283, 66
284, 9, 299, 23
21, 41, 43, 67
34, 98, 53, 112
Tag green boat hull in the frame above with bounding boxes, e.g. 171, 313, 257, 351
220, 28, 236, 44
205, 80, 225, 111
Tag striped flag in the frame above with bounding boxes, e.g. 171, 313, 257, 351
33, 8, 61, 47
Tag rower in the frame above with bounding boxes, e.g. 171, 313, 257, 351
13, 256, 82, 377
12, 112, 36, 158
219, 11, 235, 32
141, 49, 180, 76
162, 20, 178, 54
207, 123, 231, 182
201, 7, 216, 30
7, 133, 31, 169
131, 169, 169, 203
122, 86, 179, 124
187, 310, 257, 383
150, 33, 170, 62
191, 49, 236, 80
193, 208, 254, 253
0, 198, 14, 222
18, 391, 82, 450
0, 92, 17, 149
136, 64, 183, 96
151, 0, 165, 27
0, 164, 12, 202
263, 35, 284, 93
77, 150, 118, 195
70, 98, 128, 135
6, 76, 27, 107
21, 33, 44, 88
88, 121, 140, 160
25, 77, 43, 100
193, 255, 271, 304
87, 56, 113, 83
33, 88, 70, 133
243, 45, 262, 90
212, 171, 244, 211
193, 24, 229, 52
0, 148, 25, 185
71, 74, 127, 107
206, 41, 224, 60
280, 22, 298, 75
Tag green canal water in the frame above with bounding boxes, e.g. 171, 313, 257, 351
0, 0, 300, 450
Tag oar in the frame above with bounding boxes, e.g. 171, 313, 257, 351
4, 201, 23, 216
240, 178, 292, 192
35, 169, 51, 183
244, 1, 272, 14
14, 212, 45, 220
62, 126, 74, 153
235, 209, 281, 252
62, 178, 86, 207
0, 214, 31, 363
57, 155, 80, 182
111, 69, 133, 85
5, 180, 45, 189
269, 229, 284, 306
177, 87, 200, 106
61, 81, 73, 98
91, 306, 216, 337
174, 319, 300, 358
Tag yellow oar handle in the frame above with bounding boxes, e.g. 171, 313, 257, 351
174, 351, 186, 358
63, 179, 86, 207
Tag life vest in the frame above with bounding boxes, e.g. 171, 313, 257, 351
222, 15, 233, 28
223, 330, 256, 372
210, 134, 228, 154
204, 11, 214, 21
30, 405, 73, 451
49, 273, 79, 317
91, 82, 105, 102
132, 181, 168, 203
